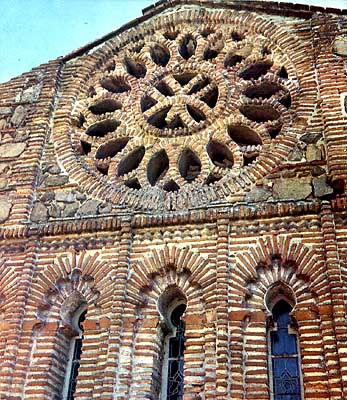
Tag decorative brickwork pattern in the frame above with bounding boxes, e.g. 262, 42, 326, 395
118, 245, 213, 398
22, 251, 111, 399
1, 1, 347, 400
53, 6, 314, 211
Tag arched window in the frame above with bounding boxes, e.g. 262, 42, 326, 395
166, 303, 186, 399
269, 299, 302, 400
158, 287, 186, 400
63, 306, 87, 400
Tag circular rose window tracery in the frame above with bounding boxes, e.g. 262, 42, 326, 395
58, 12, 306, 210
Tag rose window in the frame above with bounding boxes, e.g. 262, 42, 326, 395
67, 22, 299, 209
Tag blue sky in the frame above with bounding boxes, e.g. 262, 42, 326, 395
0, 0, 153, 83
0, 0, 346, 83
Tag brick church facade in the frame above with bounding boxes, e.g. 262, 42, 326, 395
1, 0, 347, 398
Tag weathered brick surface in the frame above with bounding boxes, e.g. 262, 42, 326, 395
1, 1, 347, 399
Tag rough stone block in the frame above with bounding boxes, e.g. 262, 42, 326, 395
273, 177, 312, 200
0, 197, 11, 222
0, 143, 26, 158
31, 202, 48, 223
313, 175, 333, 197
333, 35, 347, 56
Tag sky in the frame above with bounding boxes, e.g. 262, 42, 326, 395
0, 0, 346, 83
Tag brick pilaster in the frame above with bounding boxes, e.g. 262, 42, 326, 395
215, 216, 230, 399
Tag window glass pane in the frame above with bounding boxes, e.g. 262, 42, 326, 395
271, 330, 297, 355
273, 357, 301, 397
270, 300, 301, 400
66, 310, 86, 400
167, 304, 185, 399
67, 339, 82, 400
167, 359, 184, 399
169, 337, 180, 358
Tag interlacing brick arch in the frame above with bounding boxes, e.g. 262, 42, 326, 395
24, 251, 111, 400
121, 245, 215, 399
0, 256, 14, 321
230, 236, 330, 399
244, 258, 313, 312
232, 235, 327, 303
126, 245, 214, 311
27, 251, 113, 323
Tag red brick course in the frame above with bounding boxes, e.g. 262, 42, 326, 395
1, 1, 347, 399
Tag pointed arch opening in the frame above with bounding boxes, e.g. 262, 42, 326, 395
158, 287, 187, 400
62, 299, 87, 400
266, 284, 303, 400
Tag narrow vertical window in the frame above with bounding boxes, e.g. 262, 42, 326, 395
270, 300, 301, 400
158, 287, 187, 400
167, 304, 186, 400
64, 309, 86, 400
